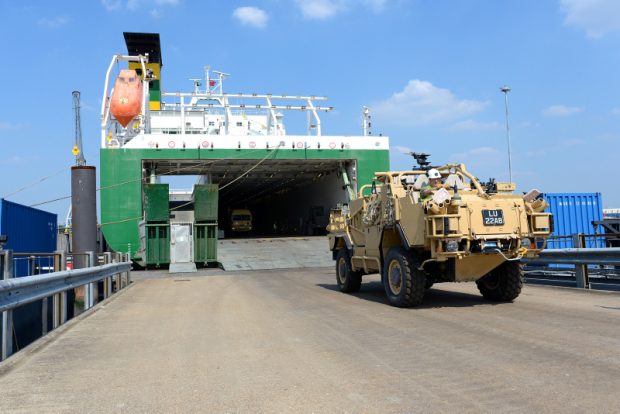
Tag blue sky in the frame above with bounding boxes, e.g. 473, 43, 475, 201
1, 0, 620, 221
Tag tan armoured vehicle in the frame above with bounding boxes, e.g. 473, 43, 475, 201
327, 160, 552, 307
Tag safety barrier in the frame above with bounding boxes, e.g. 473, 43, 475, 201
0, 250, 131, 360
524, 247, 620, 289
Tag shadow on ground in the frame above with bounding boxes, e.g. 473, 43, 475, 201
317, 280, 501, 309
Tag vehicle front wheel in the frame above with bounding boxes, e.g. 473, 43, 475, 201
335, 249, 362, 293
382, 247, 426, 307
476, 261, 523, 301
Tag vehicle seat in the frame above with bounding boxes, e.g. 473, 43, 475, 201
412, 175, 429, 190
445, 174, 465, 190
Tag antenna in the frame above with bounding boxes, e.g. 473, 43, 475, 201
72, 91, 86, 166
362, 106, 372, 136
189, 79, 202, 94
212, 70, 230, 94
204, 65, 212, 93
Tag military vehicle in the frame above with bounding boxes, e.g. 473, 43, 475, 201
230, 208, 253, 233
327, 155, 552, 307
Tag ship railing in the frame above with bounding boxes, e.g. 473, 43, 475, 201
160, 92, 332, 137
0, 250, 131, 361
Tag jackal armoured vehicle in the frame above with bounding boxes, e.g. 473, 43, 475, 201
327, 159, 552, 307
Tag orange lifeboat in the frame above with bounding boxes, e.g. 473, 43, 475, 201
110, 69, 143, 127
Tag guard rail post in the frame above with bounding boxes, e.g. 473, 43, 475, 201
38, 255, 49, 337
572, 234, 590, 289
84, 251, 98, 310
125, 254, 132, 286
113, 253, 121, 292
52, 251, 68, 329
104, 252, 113, 298
2, 250, 14, 360
120, 253, 127, 288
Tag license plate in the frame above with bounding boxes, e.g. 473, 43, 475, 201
482, 209, 504, 226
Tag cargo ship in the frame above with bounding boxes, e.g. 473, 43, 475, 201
100, 33, 390, 268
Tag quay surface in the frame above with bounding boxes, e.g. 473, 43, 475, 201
0, 268, 618, 413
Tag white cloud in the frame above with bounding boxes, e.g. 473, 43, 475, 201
296, 0, 343, 19
449, 119, 503, 132
564, 138, 586, 146
37, 16, 69, 28
1, 155, 40, 166
102, 0, 179, 12
611, 107, 620, 115
560, 0, 620, 38
449, 147, 503, 168
101, 0, 122, 10
295, 0, 388, 20
233, 6, 269, 29
0, 121, 24, 130
542, 105, 583, 117
394, 145, 412, 154
365, 0, 387, 11
451, 147, 500, 158
372, 80, 487, 126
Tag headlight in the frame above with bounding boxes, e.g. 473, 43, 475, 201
521, 238, 532, 249
445, 240, 459, 252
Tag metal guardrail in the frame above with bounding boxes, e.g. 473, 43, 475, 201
0, 263, 131, 313
524, 248, 620, 266
524, 247, 620, 290
0, 249, 131, 361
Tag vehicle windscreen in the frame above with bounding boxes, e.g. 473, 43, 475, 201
232, 215, 251, 221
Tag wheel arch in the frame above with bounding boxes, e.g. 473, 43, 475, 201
330, 235, 352, 259
379, 224, 411, 272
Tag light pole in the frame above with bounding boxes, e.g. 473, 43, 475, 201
500, 85, 513, 183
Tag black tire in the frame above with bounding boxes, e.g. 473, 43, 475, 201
382, 247, 426, 307
476, 261, 523, 301
335, 249, 362, 293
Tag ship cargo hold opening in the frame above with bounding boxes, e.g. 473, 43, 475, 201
143, 158, 356, 238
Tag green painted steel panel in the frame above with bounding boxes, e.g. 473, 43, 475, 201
144, 184, 169, 222
194, 223, 217, 264
150, 79, 160, 92
146, 224, 170, 265
100, 147, 389, 259
193, 184, 219, 222
149, 89, 161, 102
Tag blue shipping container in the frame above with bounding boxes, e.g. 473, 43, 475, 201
0, 198, 57, 254
0, 199, 58, 352
543, 193, 603, 249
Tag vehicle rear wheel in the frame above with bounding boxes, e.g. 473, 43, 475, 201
335, 249, 362, 293
476, 261, 523, 301
382, 247, 426, 307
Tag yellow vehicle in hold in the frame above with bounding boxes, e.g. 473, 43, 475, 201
230, 208, 253, 233
327, 157, 552, 307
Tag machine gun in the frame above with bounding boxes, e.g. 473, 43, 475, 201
410, 152, 431, 170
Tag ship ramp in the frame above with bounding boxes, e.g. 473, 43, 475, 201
217, 236, 332, 270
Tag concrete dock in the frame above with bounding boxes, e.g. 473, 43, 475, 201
0, 268, 619, 413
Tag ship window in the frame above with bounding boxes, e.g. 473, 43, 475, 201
236, 122, 243, 127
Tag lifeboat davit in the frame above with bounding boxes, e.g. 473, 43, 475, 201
110, 69, 143, 127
